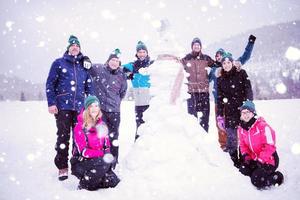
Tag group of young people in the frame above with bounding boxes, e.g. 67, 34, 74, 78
46, 34, 283, 191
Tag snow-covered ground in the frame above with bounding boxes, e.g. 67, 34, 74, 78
1, 59, 300, 200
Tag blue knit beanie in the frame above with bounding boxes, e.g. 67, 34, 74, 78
239, 100, 256, 114
84, 95, 100, 110
67, 35, 80, 50
191, 37, 202, 49
136, 41, 148, 52
216, 48, 225, 56
106, 48, 121, 63
221, 52, 233, 63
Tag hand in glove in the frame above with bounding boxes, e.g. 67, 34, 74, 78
83, 56, 92, 69
248, 34, 256, 43
217, 116, 226, 131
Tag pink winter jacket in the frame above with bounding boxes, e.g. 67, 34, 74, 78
73, 110, 111, 158
238, 117, 277, 166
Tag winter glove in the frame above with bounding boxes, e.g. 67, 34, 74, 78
216, 116, 225, 130
248, 34, 256, 43
83, 56, 92, 69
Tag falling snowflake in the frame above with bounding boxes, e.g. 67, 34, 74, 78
62, 68, 67, 73
112, 139, 119, 147
59, 143, 66, 150
26, 154, 35, 161
37, 41, 45, 47
70, 80, 75, 85
291, 143, 300, 155
89, 31, 99, 39
5, 21, 14, 31
35, 16, 45, 23
101, 10, 116, 20
209, 0, 220, 7
201, 6, 208, 12
285, 46, 300, 61
103, 153, 114, 163
151, 20, 162, 29
275, 83, 287, 94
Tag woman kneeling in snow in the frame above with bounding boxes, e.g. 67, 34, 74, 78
71, 95, 120, 191
238, 100, 284, 190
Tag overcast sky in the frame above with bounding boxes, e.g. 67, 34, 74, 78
1, 0, 300, 83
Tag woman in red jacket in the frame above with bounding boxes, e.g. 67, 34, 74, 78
238, 100, 284, 189
71, 95, 120, 190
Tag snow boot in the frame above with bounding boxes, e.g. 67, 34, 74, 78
269, 171, 284, 186
58, 168, 68, 181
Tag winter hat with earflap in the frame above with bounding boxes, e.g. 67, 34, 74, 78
191, 37, 202, 49
216, 48, 225, 56
67, 35, 80, 50
136, 41, 148, 52
84, 95, 100, 110
106, 48, 121, 63
239, 100, 256, 114
221, 51, 233, 63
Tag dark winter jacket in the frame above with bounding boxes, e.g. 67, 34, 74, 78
217, 67, 253, 128
181, 51, 214, 93
46, 52, 94, 112
90, 64, 127, 112
209, 41, 255, 102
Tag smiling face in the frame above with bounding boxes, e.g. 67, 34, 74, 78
215, 52, 223, 62
88, 102, 101, 120
240, 109, 254, 122
222, 58, 233, 72
108, 57, 120, 70
136, 49, 148, 60
68, 44, 80, 56
192, 43, 201, 53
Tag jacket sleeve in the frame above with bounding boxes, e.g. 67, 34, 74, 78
257, 125, 276, 163
242, 70, 253, 101
46, 60, 60, 107
74, 124, 104, 158
85, 73, 95, 96
122, 62, 134, 72
207, 55, 215, 67
216, 77, 225, 116
120, 75, 128, 99
237, 41, 254, 65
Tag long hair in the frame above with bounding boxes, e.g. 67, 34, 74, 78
83, 108, 101, 128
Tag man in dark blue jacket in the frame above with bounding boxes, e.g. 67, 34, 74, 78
90, 49, 128, 168
46, 35, 94, 181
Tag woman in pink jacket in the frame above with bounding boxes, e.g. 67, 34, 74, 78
71, 95, 120, 190
238, 100, 284, 189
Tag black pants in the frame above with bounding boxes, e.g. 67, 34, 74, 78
101, 110, 121, 165
187, 92, 210, 132
239, 152, 283, 189
71, 157, 119, 190
54, 110, 78, 169
135, 105, 149, 133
